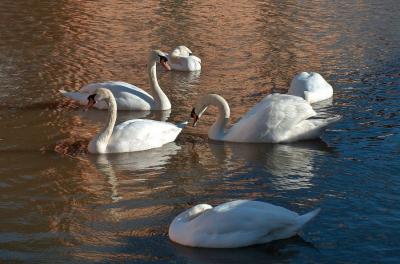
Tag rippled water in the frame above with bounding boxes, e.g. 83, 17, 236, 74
0, 0, 400, 263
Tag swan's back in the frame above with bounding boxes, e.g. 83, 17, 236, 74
81, 82, 154, 110
288, 72, 333, 103
168, 46, 201, 71
169, 200, 318, 248
106, 119, 183, 153
172, 46, 192, 57
225, 94, 316, 143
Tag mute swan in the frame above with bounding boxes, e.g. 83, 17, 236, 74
86, 88, 185, 154
60, 50, 172, 110
288, 72, 333, 104
165, 45, 201, 71
169, 200, 320, 248
190, 93, 340, 143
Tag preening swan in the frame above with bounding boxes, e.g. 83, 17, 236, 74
165, 45, 201, 71
86, 88, 185, 154
288, 72, 333, 104
168, 200, 320, 248
190, 93, 340, 143
60, 50, 172, 110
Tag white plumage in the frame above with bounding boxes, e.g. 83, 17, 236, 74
60, 50, 172, 110
97, 119, 184, 153
169, 200, 320, 248
87, 88, 185, 154
166, 46, 201, 71
288, 72, 333, 104
192, 93, 340, 143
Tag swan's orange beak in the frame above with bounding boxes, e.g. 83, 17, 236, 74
160, 57, 171, 71
85, 94, 96, 111
191, 108, 199, 127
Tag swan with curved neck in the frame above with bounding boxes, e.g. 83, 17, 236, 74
190, 93, 340, 143
165, 45, 201, 71
60, 50, 172, 110
86, 88, 185, 154
288, 72, 333, 104
169, 200, 320, 248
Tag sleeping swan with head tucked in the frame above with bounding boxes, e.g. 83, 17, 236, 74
164, 45, 201, 72
169, 200, 320, 248
288, 72, 333, 104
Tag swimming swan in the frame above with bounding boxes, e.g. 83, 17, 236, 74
169, 200, 320, 248
86, 88, 185, 153
288, 72, 333, 104
165, 45, 201, 71
190, 93, 340, 143
60, 50, 172, 110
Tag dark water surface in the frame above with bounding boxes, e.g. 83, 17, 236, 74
1, 0, 400, 263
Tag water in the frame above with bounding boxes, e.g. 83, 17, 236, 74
0, 0, 399, 263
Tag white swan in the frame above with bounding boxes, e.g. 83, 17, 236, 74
86, 88, 185, 154
169, 200, 320, 248
190, 93, 340, 143
60, 50, 172, 110
287, 72, 333, 104
165, 45, 201, 71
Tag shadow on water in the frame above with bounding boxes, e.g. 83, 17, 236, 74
111, 234, 317, 263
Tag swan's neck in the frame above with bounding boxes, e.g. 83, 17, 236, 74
201, 95, 230, 141
147, 61, 171, 110
94, 95, 117, 153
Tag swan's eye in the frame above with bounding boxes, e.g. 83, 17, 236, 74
159, 55, 168, 62
189, 53, 193, 56
87, 94, 96, 104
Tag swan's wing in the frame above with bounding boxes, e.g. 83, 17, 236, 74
188, 200, 298, 248
172, 46, 192, 57
106, 120, 182, 153
226, 94, 316, 142
81, 81, 151, 98
80, 82, 154, 110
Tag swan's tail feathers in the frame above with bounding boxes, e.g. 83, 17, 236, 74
59, 90, 89, 105
177, 121, 189, 129
309, 114, 341, 130
296, 208, 321, 229
193, 56, 202, 64
324, 115, 342, 125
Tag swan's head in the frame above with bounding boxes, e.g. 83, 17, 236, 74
190, 105, 208, 127
149, 50, 171, 71
190, 94, 229, 127
86, 88, 112, 109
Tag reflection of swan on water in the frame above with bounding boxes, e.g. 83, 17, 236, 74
94, 142, 181, 171
209, 141, 333, 190
170, 235, 315, 263
90, 142, 181, 201
166, 70, 201, 93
